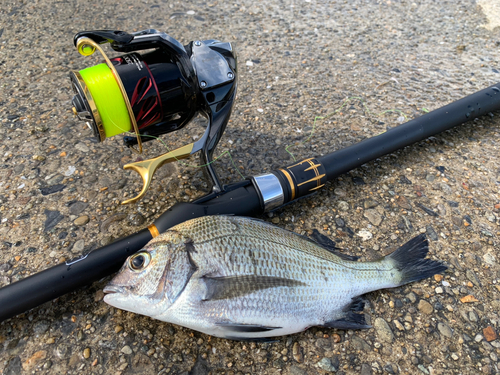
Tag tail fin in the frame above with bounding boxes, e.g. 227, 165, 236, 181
387, 234, 447, 285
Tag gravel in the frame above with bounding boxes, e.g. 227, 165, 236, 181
1, 0, 500, 374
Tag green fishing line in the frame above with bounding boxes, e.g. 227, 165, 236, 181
285, 97, 412, 161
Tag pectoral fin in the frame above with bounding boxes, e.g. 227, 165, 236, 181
202, 275, 305, 301
215, 322, 282, 332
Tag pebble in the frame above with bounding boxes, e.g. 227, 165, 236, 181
374, 318, 394, 343
114, 325, 123, 333
337, 201, 349, 211
75, 143, 90, 152
334, 188, 347, 197
40, 184, 66, 195
22, 350, 47, 371
426, 225, 438, 241
483, 253, 496, 265
292, 342, 303, 363
83, 348, 91, 359
44, 209, 64, 232
74, 215, 89, 226
393, 319, 404, 331
417, 300, 434, 314
437, 322, 453, 338
316, 357, 337, 372
363, 199, 379, 209
466, 270, 481, 287
69, 201, 88, 216
128, 213, 146, 226
406, 292, 417, 303
363, 209, 383, 226
483, 326, 497, 342
435, 287, 443, 294
121, 345, 133, 355
357, 229, 373, 241
468, 311, 478, 322
71, 239, 85, 254
351, 335, 372, 351
360, 363, 372, 375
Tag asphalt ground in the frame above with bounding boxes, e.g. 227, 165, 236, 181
1, 0, 500, 374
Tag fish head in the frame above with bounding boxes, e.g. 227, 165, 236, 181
103, 230, 197, 317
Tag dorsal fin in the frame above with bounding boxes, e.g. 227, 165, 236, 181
308, 229, 359, 261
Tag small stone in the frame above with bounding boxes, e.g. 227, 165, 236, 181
338, 201, 349, 211
364, 209, 383, 226
44, 210, 64, 232
94, 290, 104, 302
418, 364, 430, 374
22, 350, 47, 371
292, 342, 303, 363
466, 270, 481, 287
418, 300, 434, 315
374, 317, 394, 343
75, 143, 90, 152
128, 213, 146, 226
460, 295, 479, 303
115, 325, 123, 333
121, 345, 133, 355
69, 202, 88, 216
483, 326, 497, 342
435, 287, 444, 294
451, 353, 459, 361
351, 335, 371, 351
316, 357, 337, 372
406, 292, 417, 303
393, 319, 405, 331
332, 333, 341, 343
434, 274, 443, 282
71, 239, 85, 254
74, 215, 89, 226
437, 322, 453, 338
468, 311, 478, 322
483, 253, 496, 265
334, 188, 347, 197
83, 348, 91, 359
360, 363, 372, 375
396, 195, 412, 210
364, 199, 379, 209
357, 229, 373, 241
426, 225, 439, 241
40, 184, 66, 195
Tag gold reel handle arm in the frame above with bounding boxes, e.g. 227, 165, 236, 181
121, 143, 195, 205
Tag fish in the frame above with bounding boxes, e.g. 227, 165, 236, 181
103, 215, 446, 340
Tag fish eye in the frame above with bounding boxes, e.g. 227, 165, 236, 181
129, 252, 151, 271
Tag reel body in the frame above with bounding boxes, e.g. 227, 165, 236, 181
70, 29, 237, 203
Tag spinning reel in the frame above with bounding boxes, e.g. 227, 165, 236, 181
70, 29, 237, 204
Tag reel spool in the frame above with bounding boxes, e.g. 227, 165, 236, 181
70, 29, 237, 204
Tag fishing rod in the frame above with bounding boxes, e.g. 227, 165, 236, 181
0, 29, 499, 322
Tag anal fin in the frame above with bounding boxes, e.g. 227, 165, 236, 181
323, 297, 371, 330
224, 336, 280, 343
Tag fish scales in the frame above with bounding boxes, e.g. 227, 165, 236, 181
104, 215, 446, 339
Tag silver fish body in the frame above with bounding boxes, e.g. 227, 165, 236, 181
104, 216, 445, 340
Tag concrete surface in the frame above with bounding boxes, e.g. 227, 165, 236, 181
1, 0, 500, 374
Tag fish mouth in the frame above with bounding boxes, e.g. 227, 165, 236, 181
103, 285, 125, 295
